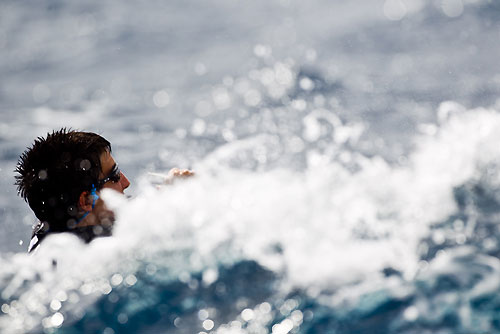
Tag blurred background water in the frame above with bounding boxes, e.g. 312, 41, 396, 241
2, 0, 500, 333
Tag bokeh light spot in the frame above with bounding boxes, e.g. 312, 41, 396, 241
202, 319, 214, 330
441, 0, 463, 18
195, 62, 207, 76
299, 77, 315, 91
212, 87, 231, 110
383, 0, 407, 21
153, 90, 170, 108
124, 274, 137, 286
79, 159, 91, 171
241, 308, 254, 321
254, 44, 272, 58
117, 313, 128, 324
50, 300, 62, 311
51, 312, 64, 327
38, 170, 48, 180
198, 309, 209, 321
244, 90, 261, 106
191, 119, 206, 136
403, 306, 419, 321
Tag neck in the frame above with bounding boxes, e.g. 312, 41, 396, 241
77, 208, 115, 228
76, 211, 99, 227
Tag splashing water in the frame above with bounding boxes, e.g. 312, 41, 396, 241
2, 1, 500, 333
2, 103, 500, 333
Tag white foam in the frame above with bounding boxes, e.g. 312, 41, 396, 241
3, 103, 500, 332
102, 104, 500, 292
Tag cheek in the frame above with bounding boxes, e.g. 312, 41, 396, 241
91, 197, 106, 213
103, 183, 124, 193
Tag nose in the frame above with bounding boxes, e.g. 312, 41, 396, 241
120, 172, 131, 191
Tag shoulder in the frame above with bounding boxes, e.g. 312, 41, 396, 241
27, 221, 49, 253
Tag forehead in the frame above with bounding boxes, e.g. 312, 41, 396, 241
99, 150, 116, 176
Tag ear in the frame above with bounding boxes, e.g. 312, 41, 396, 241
78, 191, 93, 212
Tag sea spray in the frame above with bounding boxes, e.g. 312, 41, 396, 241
3, 104, 500, 333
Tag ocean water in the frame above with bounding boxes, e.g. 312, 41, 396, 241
2, 0, 500, 333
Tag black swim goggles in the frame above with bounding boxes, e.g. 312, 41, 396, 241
96, 164, 121, 189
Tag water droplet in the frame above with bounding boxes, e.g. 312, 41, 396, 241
441, 0, 463, 18
124, 274, 137, 286
50, 300, 62, 311
254, 44, 271, 58
1, 304, 10, 314
51, 312, 64, 327
244, 90, 261, 106
55, 291, 68, 302
291, 310, 303, 324
202, 268, 218, 286
191, 119, 206, 137
275, 63, 293, 86
456, 234, 466, 244
305, 49, 317, 62
38, 170, 48, 180
212, 87, 231, 110
222, 128, 236, 142
299, 77, 315, 91
66, 219, 77, 229
202, 319, 214, 331
383, 0, 407, 21
101, 283, 112, 295
175, 128, 187, 139
153, 90, 170, 108
103, 327, 115, 334
292, 99, 307, 111
231, 320, 242, 329
146, 264, 157, 275
178, 271, 190, 283
259, 302, 272, 313
117, 313, 128, 324
108, 293, 119, 303
241, 308, 254, 321
432, 230, 445, 245
198, 309, 209, 321
403, 306, 419, 321
79, 159, 91, 171
194, 62, 207, 76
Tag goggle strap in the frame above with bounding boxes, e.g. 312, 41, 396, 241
90, 184, 99, 210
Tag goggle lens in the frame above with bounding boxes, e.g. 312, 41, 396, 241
96, 165, 121, 188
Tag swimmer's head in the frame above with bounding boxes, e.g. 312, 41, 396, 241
15, 128, 130, 233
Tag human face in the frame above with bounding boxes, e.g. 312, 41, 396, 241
76, 150, 130, 228
78, 151, 130, 227
98, 150, 130, 194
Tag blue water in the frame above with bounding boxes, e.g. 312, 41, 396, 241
2, 0, 500, 333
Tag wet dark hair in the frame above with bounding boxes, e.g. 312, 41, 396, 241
15, 129, 111, 232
